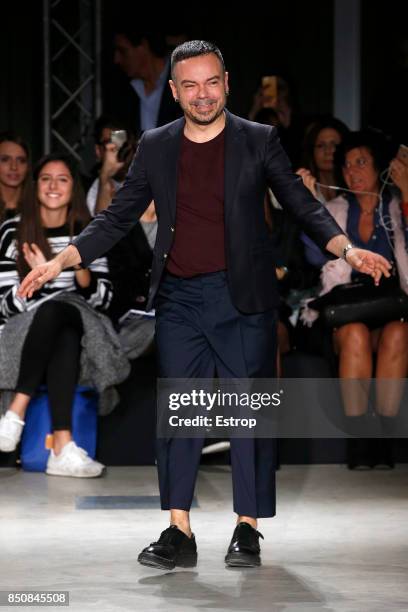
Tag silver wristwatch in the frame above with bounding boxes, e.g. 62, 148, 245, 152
342, 243, 355, 261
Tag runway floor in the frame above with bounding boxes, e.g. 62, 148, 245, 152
1, 464, 408, 612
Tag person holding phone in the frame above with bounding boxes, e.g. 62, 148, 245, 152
87, 116, 157, 322
87, 116, 137, 217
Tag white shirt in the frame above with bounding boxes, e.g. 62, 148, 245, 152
86, 177, 123, 217
130, 57, 170, 131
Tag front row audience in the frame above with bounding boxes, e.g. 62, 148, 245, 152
299, 130, 408, 468
0, 116, 407, 474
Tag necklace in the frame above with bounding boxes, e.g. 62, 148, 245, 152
360, 207, 376, 216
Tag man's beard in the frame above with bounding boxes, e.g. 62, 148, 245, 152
182, 97, 226, 126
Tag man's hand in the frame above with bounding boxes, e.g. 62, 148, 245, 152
18, 244, 81, 298
345, 248, 392, 285
326, 235, 392, 285
17, 259, 62, 298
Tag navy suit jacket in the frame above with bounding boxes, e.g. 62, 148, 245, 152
73, 110, 343, 313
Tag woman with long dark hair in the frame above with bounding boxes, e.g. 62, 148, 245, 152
296, 116, 349, 203
0, 131, 32, 223
0, 153, 127, 477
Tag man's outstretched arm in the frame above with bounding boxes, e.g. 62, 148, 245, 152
325, 234, 391, 286
19, 133, 153, 298
264, 127, 391, 285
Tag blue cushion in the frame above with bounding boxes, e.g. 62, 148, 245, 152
21, 386, 98, 472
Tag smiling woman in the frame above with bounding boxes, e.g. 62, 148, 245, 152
0, 153, 129, 478
16, 154, 91, 280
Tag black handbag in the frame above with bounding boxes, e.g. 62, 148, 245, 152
309, 275, 408, 329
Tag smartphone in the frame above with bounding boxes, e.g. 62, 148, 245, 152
397, 144, 408, 167
110, 130, 127, 149
110, 130, 129, 161
261, 76, 278, 108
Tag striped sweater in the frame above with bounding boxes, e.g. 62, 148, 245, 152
0, 216, 112, 333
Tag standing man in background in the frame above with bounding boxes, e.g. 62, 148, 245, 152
108, 26, 182, 135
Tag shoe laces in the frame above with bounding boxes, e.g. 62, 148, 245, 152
0, 413, 24, 436
2, 412, 25, 426
235, 522, 264, 540
153, 526, 184, 547
59, 442, 91, 464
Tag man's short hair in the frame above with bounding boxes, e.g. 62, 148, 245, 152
171, 40, 225, 79
114, 25, 168, 58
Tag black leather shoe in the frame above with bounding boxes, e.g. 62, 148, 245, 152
225, 522, 264, 567
138, 525, 197, 570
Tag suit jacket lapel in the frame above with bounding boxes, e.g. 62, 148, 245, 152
224, 110, 244, 221
163, 118, 184, 225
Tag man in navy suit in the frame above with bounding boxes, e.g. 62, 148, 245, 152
20, 41, 391, 570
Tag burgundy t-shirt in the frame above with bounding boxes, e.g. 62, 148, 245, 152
166, 129, 226, 277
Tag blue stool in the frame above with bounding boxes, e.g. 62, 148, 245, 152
21, 386, 98, 472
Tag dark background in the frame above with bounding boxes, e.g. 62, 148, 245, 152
1, 1, 407, 166
1, 1, 407, 466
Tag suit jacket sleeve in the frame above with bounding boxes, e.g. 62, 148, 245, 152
264, 126, 344, 252
72, 134, 153, 268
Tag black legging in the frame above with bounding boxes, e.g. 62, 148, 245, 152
16, 300, 83, 431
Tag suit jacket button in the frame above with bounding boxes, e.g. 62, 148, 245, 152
163, 253, 167, 259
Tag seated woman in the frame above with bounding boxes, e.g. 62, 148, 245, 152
301, 130, 408, 468
0, 153, 128, 477
0, 131, 32, 223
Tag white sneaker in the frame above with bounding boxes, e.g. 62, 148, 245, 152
46, 441, 105, 478
0, 410, 25, 452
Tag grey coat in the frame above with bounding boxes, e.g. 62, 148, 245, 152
0, 292, 131, 416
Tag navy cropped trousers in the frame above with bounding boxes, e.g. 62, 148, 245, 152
155, 270, 278, 518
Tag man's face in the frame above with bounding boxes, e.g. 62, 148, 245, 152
170, 53, 228, 126
113, 34, 147, 79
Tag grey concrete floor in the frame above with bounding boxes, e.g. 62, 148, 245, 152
1, 464, 408, 612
